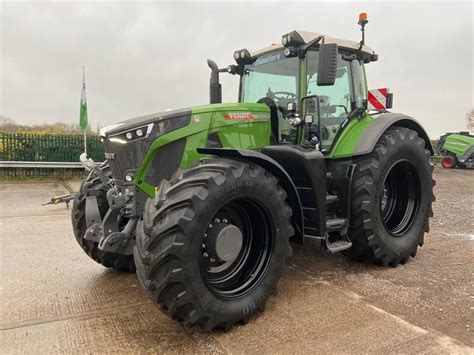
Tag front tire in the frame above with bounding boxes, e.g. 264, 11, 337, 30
134, 158, 293, 331
346, 127, 435, 266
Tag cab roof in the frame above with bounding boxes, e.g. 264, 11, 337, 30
251, 30, 375, 60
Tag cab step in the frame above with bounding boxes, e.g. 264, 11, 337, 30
324, 216, 352, 252
326, 217, 347, 232
326, 194, 338, 204
325, 239, 353, 253
303, 232, 353, 253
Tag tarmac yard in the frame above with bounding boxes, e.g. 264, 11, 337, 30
0, 167, 473, 354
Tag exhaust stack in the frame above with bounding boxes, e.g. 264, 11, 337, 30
207, 59, 222, 104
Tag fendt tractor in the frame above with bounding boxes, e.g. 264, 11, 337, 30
72, 14, 435, 330
438, 132, 474, 169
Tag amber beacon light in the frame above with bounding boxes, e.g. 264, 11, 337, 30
359, 12, 368, 25
358, 12, 369, 47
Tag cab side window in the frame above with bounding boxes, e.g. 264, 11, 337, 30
352, 60, 367, 109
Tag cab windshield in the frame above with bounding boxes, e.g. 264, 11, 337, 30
240, 50, 299, 141
240, 48, 367, 149
241, 50, 299, 106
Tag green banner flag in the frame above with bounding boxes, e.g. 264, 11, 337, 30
80, 69, 88, 131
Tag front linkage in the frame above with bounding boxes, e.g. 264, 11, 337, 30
72, 156, 136, 271
85, 184, 137, 256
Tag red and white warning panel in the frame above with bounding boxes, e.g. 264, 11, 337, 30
368, 88, 391, 111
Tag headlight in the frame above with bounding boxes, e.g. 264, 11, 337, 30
108, 123, 154, 144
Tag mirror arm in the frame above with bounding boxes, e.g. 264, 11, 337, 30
297, 36, 323, 58
342, 54, 356, 62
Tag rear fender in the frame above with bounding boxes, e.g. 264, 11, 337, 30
353, 113, 434, 156
197, 148, 305, 244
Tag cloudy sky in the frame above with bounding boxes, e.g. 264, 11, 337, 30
1, 1, 472, 137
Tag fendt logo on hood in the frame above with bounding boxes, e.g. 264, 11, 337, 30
223, 113, 268, 120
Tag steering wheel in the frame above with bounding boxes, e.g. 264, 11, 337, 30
272, 91, 297, 101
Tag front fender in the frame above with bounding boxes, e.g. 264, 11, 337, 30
197, 148, 305, 244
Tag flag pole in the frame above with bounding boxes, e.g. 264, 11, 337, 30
82, 67, 87, 155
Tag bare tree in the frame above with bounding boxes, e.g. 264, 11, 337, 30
0, 116, 93, 134
0, 115, 20, 132
466, 109, 474, 131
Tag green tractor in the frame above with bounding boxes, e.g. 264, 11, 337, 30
72, 15, 435, 331
437, 132, 474, 169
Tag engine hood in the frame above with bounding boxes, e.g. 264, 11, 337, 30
100, 102, 271, 138
99, 102, 270, 138
100, 103, 270, 186
100, 107, 191, 138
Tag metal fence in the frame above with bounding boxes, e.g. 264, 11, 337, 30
0, 132, 104, 161
0, 132, 104, 179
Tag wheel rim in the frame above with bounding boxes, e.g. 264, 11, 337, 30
442, 157, 453, 168
380, 160, 421, 237
200, 198, 273, 299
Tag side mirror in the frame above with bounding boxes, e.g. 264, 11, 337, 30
317, 43, 338, 86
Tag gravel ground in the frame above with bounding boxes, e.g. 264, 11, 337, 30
431, 167, 474, 234
0, 166, 473, 354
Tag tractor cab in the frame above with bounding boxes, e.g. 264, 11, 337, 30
236, 30, 376, 152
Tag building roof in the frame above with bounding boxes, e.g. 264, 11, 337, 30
251, 30, 375, 59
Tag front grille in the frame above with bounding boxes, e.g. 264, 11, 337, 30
102, 110, 191, 183
102, 137, 148, 183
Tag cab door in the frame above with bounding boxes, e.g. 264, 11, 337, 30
306, 50, 353, 151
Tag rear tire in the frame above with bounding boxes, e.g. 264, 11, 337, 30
134, 158, 293, 331
71, 167, 136, 272
346, 127, 435, 266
